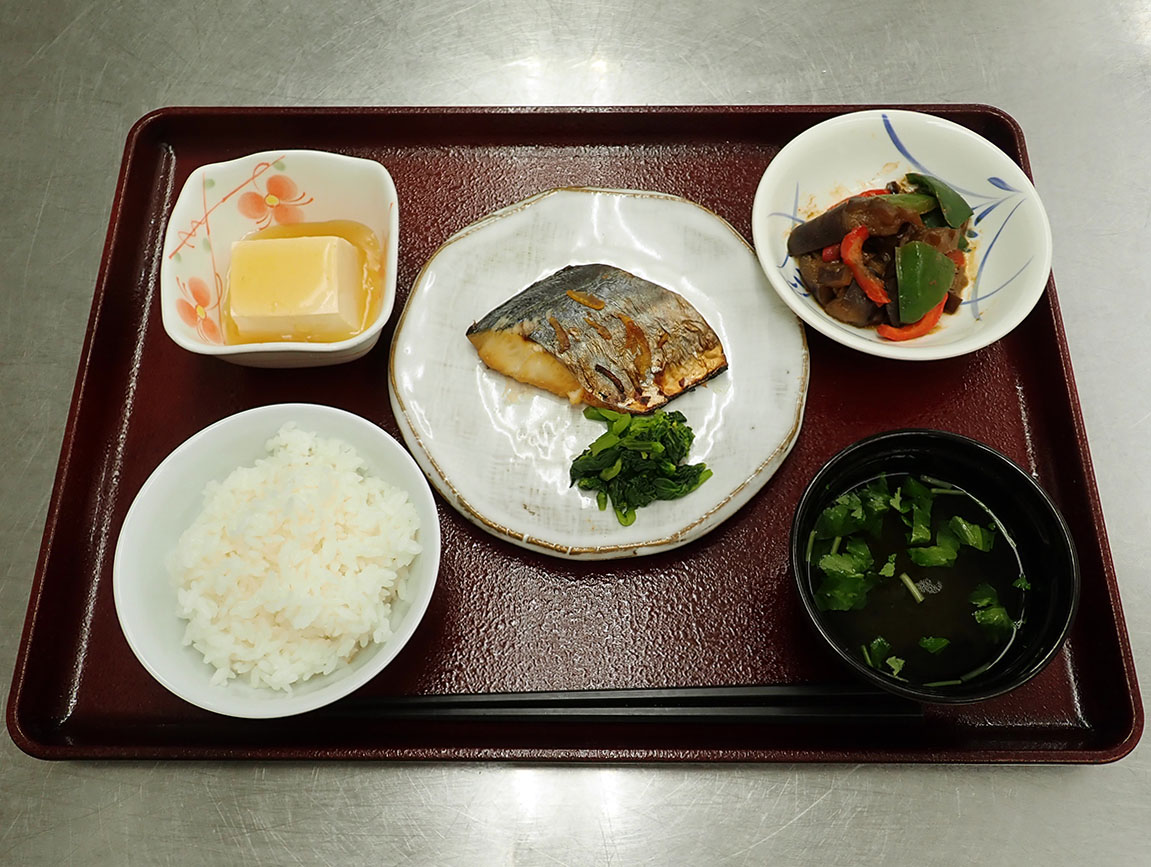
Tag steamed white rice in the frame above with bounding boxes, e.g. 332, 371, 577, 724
169, 423, 422, 691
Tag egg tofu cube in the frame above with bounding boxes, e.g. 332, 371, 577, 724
228, 236, 366, 341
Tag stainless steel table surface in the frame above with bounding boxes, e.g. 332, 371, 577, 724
2, 1, 1148, 864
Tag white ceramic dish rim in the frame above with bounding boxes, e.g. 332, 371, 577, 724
751, 109, 1054, 361
389, 185, 810, 560
158, 149, 399, 358
112, 402, 441, 719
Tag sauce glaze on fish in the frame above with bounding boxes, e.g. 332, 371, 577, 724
466, 264, 727, 414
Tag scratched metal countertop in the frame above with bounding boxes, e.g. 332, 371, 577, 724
2, 1, 1148, 863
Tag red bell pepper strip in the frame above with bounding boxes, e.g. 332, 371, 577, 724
945, 250, 966, 269
839, 226, 891, 306
821, 244, 840, 262
877, 296, 947, 341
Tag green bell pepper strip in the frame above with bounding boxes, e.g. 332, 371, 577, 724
905, 174, 974, 228
895, 241, 957, 324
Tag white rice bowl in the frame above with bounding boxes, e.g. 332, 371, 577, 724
170, 424, 421, 692
113, 403, 441, 719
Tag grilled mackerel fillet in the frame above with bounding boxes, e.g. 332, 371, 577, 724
466, 264, 727, 414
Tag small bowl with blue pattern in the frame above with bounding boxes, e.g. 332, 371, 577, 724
751, 109, 1052, 360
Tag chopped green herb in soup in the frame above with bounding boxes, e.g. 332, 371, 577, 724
806, 473, 1027, 686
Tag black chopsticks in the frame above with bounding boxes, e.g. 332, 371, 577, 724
333, 683, 923, 724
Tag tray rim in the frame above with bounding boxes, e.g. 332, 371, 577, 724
6, 103, 1143, 763
6, 99, 155, 761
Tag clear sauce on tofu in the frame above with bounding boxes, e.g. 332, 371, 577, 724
222, 220, 384, 344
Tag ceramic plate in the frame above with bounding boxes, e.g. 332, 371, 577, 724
389, 188, 808, 559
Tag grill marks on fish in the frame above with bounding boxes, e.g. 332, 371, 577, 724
466, 264, 728, 414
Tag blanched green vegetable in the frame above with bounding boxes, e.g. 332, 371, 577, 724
570, 407, 711, 526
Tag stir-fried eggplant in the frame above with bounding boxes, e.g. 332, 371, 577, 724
788, 177, 973, 339
787, 193, 935, 257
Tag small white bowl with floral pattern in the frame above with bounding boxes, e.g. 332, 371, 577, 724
160, 149, 398, 367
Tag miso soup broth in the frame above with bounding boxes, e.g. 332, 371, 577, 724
806, 473, 1028, 686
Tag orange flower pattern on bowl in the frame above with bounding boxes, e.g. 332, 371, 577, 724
237, 174, 314, 229
175, 275, 222, 343
167, 158, 315, 344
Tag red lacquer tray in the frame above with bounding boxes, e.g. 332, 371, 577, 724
7, 106, 1142, 761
